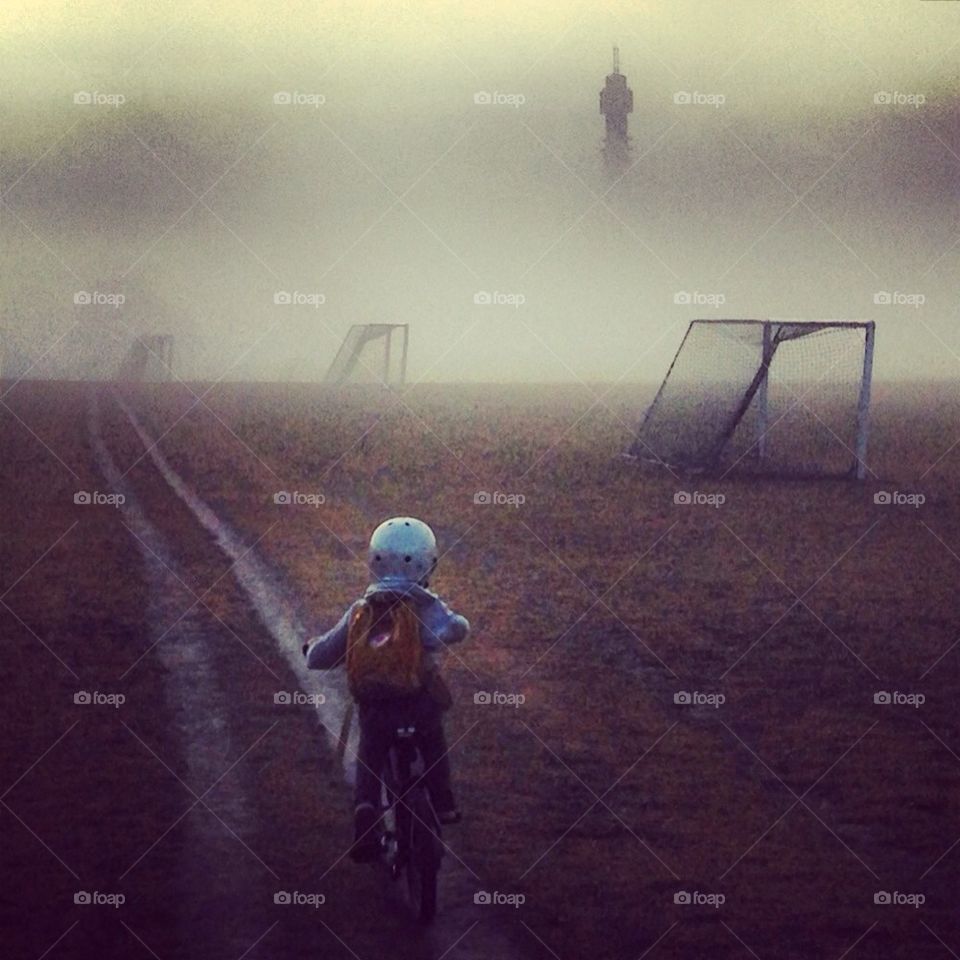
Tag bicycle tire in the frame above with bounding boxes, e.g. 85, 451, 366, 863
406, 793, 442, 924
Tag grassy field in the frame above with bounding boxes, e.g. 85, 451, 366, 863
124, 379, 960, 958
3, 379, 960, 959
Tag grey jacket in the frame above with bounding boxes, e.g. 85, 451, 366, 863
303, 582, 470, 671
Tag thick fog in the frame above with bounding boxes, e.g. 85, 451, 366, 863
1, 0, 958, 382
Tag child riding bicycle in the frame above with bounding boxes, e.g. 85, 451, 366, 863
303, 517, 470, 862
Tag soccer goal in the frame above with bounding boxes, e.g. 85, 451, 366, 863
116, 334, 175, 382
627, 319, 875, 479
325, 324, 408, 386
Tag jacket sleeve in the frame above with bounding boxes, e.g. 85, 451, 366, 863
303, 603, 354, 669
418, 594, 470, 650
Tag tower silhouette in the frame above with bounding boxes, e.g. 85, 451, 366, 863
600, 46, 633, 169
600, 47, 633, 174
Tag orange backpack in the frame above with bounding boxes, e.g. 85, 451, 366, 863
345, 598, 426, 702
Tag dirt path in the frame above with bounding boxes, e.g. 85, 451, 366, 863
88, 392, 270, 955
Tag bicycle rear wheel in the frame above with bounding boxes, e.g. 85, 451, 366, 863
405, 793, 443, 924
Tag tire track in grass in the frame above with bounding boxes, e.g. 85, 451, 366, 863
88, 390, 273, 958
109, 388, 544, 960
111, 389, 360, 771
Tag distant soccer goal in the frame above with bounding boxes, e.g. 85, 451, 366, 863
325, 324, 408, 386
117, 335, 175, 382
627, 319, 875, 479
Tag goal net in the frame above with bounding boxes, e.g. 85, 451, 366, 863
628, 320, 875, 478
325, 324, 408, 386
116, 335, 175, 382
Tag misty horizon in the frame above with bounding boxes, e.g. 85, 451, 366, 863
2, 0, 958, 383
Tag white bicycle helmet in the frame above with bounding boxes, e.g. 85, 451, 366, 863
368, 516, 438, 587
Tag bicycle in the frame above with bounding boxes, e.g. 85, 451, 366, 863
378, 722, 445, 924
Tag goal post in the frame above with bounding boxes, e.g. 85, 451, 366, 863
628, 319, 875, 479
325, 324, 408, 386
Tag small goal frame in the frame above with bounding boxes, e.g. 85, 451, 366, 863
116, 334, 175, 383
324, 324, 409, 386
627, 319, 875, 479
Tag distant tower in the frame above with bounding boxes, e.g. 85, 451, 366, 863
600, 46, 633, 161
